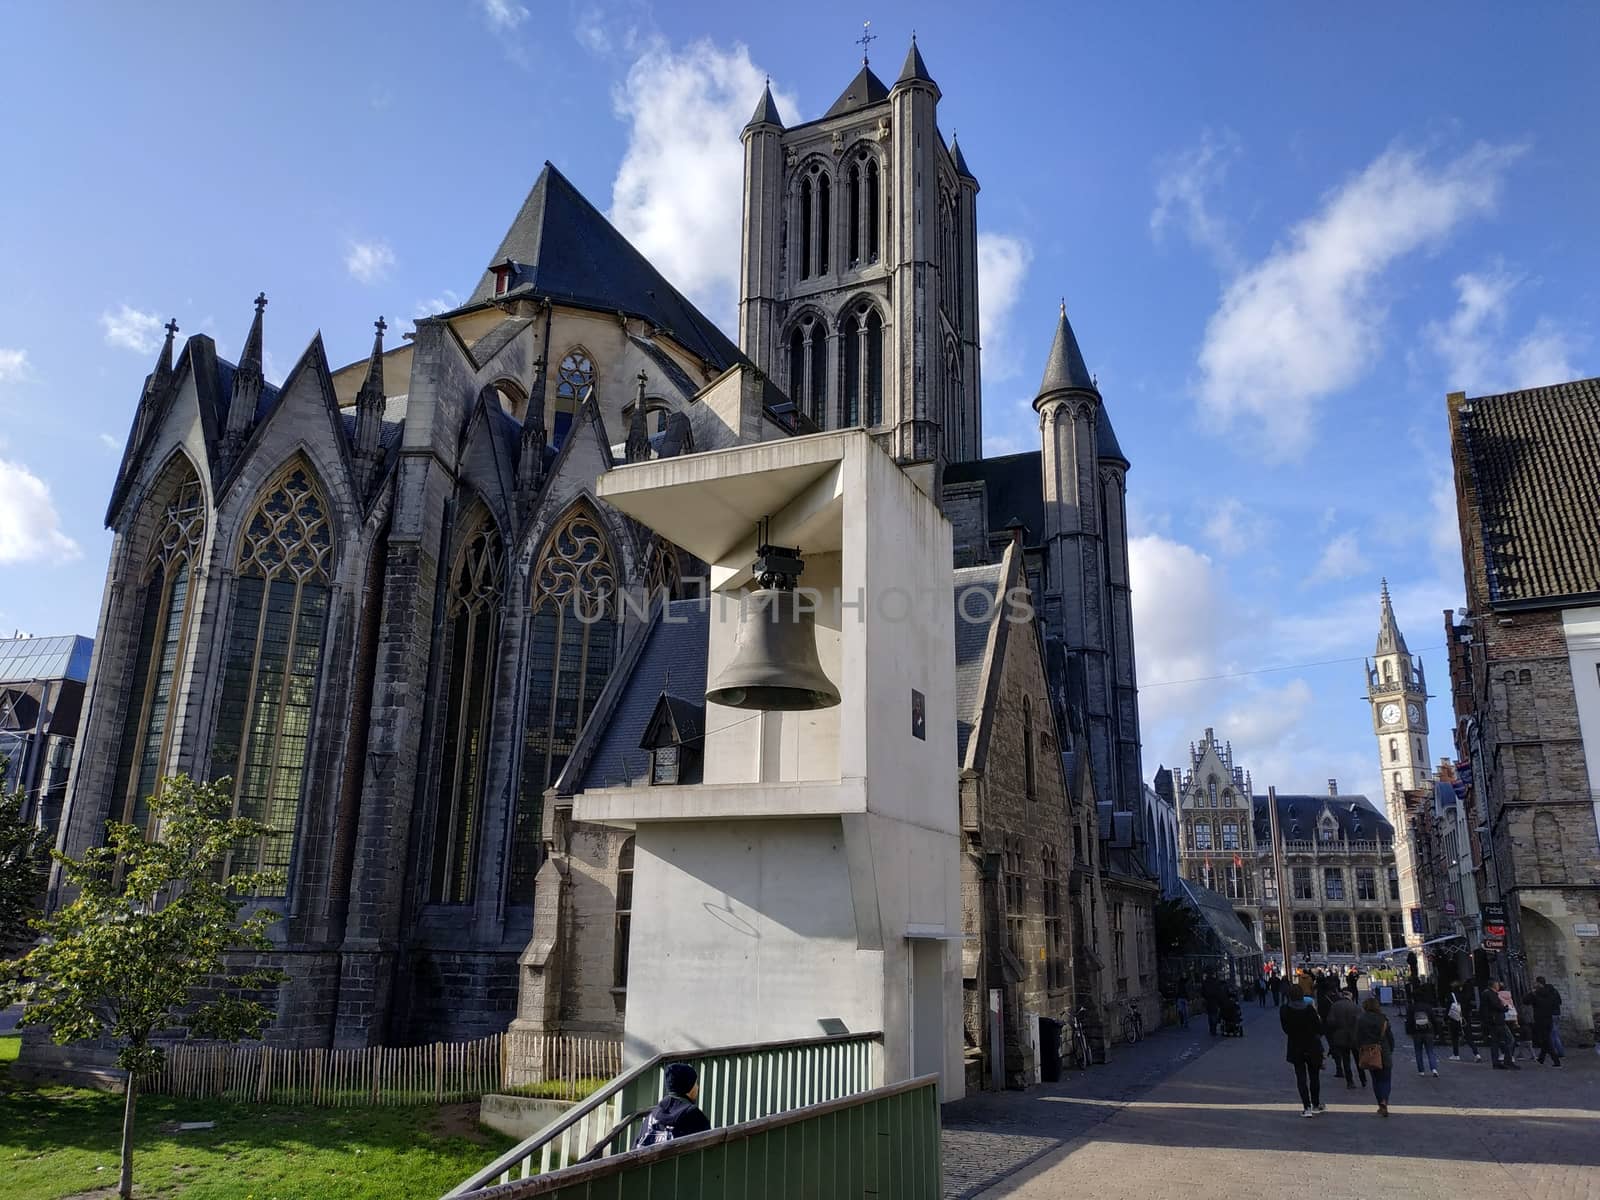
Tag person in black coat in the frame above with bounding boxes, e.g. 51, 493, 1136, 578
633, 1062, 711, 1147
1202, 973, 1225, 1037
1530, 976, 1564, 1066
1281, 993, 1327, 1116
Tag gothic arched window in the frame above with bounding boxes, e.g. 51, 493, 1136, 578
816, 172, 831, 275
429, 518, 505, 904
847, 152, 882, 267
553, 348, 595, 449
841, 301, 884, 428
112, 461, 205, 835
1389, 737, 1398, 762
1293, 911, 1322, 955
213, 461, 335, 894
786, 315, 828, 427
510, 506, 619, 903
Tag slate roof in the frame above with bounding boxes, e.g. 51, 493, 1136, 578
0, 635, 93, 684
1456, 376, 1600, 606
896, 39, 934, 87
823, 64, 890, 119
746, 83, 784, 128
953, 561, 1004, 761
1037, 308, 1097, 398
950, 137, 974, 180
560, 598, 710, 795
465, 164, 744, 372
1252, 793, 1392, 845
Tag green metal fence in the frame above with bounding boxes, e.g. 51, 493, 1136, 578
465, 1073, 941, 1199
445, 1032, 882, 1197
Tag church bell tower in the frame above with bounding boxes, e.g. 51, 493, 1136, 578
1365, 579, 1430, 953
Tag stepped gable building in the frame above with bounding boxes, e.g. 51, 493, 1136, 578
1171, 729, 1259, 939
41, 36, 1157, 1072
48, 161, 798, 1057
1446, 376, 1600, 1044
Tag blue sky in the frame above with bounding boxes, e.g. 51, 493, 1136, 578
0, 2, 1595, 802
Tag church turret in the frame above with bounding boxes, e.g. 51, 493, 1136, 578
516, 353, 548, 499
352, 316, 386, 490
625, 371, 652, 464
223, 292, 266, 463
952, 136, 982, 461
738, 80, 785, 384
888, 35, 942, 467
132, 318, 179, 449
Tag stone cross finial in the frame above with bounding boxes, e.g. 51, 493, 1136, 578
254, 292, 268, 314
374, 316, 387, 336
164, 318, 180, 338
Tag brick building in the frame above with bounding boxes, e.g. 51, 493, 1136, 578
1446, 376, 1600, 1044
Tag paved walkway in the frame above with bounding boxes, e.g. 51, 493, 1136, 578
947, 1005, 1600, 1200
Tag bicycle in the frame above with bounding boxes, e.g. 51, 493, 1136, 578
1067, 1004, 1093, 1070
1122, 1001, 1145, 1045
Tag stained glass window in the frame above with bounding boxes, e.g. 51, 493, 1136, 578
429, 519, 504, 904
212, 462, 333, 896
510, 506, 618, 903
553, 349, 595, 449
112, 465, 205, 834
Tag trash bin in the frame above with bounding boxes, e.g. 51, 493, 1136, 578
1039, 1017, 1063, 1082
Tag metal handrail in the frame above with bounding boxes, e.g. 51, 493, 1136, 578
443, 1031, 882, 1197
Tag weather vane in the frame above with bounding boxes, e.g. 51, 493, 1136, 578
856, 20, 875, 65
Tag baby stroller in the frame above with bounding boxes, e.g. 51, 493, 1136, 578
1218, 992, 1245, 1037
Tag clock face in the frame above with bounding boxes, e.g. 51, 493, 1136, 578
1407, 702, 1421, 723
1380, 703, 1401, 726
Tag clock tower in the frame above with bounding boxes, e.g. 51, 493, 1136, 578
1365, 579, 1430, 958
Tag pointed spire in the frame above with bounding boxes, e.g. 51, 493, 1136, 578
1032, 302, 1097, 408
517, 355, 549, 497
896, 33, 934, 87
745, 79, 785, 130
353, 317, 387, 479
145, 318, 179, 400
625, 371, 652, 464
224, 292, 267, 451
950, 134, 975, 181
1376, 578, 1409, 657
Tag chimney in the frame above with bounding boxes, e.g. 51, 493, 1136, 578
1327, 778, 1338, 796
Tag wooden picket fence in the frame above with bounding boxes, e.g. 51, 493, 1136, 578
140, 1031, 621, 1108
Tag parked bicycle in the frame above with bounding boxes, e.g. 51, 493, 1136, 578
1067, 1003, 1093, 1070
1122, 1000, 1145, 1045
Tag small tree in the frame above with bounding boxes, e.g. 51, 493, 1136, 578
0, 775, 286, 1200
0, 768, 48, 954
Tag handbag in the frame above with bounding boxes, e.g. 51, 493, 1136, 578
1358, 1042, 1384, 1071
1448, 1000, 1463, 1023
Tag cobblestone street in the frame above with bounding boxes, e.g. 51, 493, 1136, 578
945, 1005, 1600, 1200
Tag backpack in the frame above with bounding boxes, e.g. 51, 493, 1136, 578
634, 1112, 676, 1148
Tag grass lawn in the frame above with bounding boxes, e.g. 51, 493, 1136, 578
0, 1035, 518, 1200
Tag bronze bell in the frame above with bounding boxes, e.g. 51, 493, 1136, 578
706, 540, 840, 711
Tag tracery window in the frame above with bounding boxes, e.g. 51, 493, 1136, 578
847, 152, 881, 267
1324, 911, 1353, 955
112, 463, 205, 835
1357, 911, 1385, 955
511, 507, 619, 903
614, 836, 635, 988
213, 462, 334, 895
841, 301, 883, 427
786, 316, 828, 426
1221, 821, 1239, 850
429, 519, 505, 904
1292, 911, 1322, 955
553, 349, 595, 449
1193, 821, 1213, 851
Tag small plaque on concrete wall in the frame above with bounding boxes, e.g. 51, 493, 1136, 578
911, 689, 926, 740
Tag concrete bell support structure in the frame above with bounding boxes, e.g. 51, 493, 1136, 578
584, 430, 964, 1100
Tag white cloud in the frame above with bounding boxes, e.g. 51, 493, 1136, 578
346, 239, 396, 285
1197, 142, 1522, 459
1308, 531, 1369, 584
608, 38, 797, 332
0, 458, 80, 565
1202, 497, 1270, 556
574, 6, 611, 54
101, 305, 164, 354
977, 232, 1033, 384
1424, 267, 1582, 395
1129, 533, 1231, 726
0, 348, 26, 383
97, 432, 121, 453
415, 290, 463, 319
1151, 130, 1241, 271
480, 0, 528, 33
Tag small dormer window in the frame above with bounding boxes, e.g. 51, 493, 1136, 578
492, 263, 513, 296
651, 744, 680, 786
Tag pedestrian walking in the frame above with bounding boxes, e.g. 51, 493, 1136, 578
1405, 986, 1441, 1077
1345, 967, 1361, 1000
632, 1062, 711, 1147
1356, 997, 1396, 1117
1530, 976, 1564, 1067
1445, 983, 1481, 1062
1202, 973, 1224, 1037
1281, 992, 1327, 1117
1269, 973, 1284, 1008
1325, 991, 1365, 1088
1257, 976, 1269, 1008
1480, 980, 1519, 1070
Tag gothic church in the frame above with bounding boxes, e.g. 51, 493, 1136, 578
49, 39, 1146, 1057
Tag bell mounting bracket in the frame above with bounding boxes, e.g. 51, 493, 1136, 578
752, 517, 803, 590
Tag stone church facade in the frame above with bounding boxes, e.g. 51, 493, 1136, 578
45, 38, 1154, 1063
